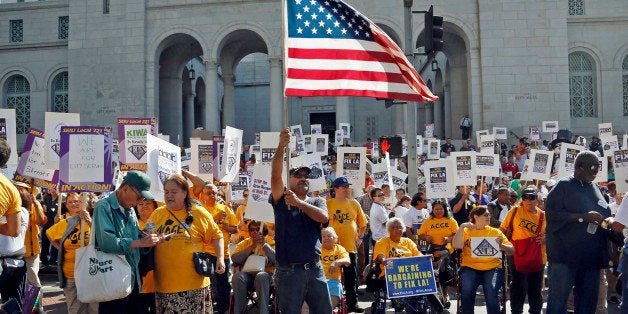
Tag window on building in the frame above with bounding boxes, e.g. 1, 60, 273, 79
4, 75, 31, 134
623, 55, 628, 116
52, 72, 69, 113
10, 20, 23, 43
58, 16, 69, 40
568, 0, 584, 16
103, 0, 110, 14
569, 52, 596, 118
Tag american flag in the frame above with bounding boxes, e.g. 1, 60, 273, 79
283, 0, 438, 102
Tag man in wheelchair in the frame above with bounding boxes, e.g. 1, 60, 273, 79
231, 221, 276, 314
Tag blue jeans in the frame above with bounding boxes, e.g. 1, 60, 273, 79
546, 263, 600, 314
274, 260, 332, 313
459, 267, 504, 314
619, 254, 628, 313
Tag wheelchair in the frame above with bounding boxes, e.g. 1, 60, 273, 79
228, 272, 276, 314
454, 251, 509, 314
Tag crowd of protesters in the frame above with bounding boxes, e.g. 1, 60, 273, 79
0, 125, 626, 314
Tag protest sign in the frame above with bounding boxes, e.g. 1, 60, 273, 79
520, 159, 533, 181
450, 152, 476, 186
190, 139, 213, 181
542, 121, 559, 133
384, 256, 437, 298
213, 135, 225, 179
312, 134, 329, 155
290, 152, 326, 192
623, 134, 627, 150
382, 168, 408, 190
157, 133, 170, 142
371, 162, 388, 188
471, 237, 500, 258
479, 134, 495, 154
117, 117, 157, 171
16, 128, 58, 186
602, 135, 619, 157
220, 126, 243, 183
245, 163, 275, 223
371, 142, 380, 158
557, 143, 584, 179
424, 159, 455, 199
475, 130, 489, 147
493, 127, 507, 140
45, 112, 80, 170
59, 126, 113, 192
290, 124, 303, 141
192, 129, 213, 140
427, 139, 440, 160
146, 134, 181, 202
475, 153, 500, 178
339, 123, 351, 138
594, 156, 608, 184
303, 135, 313, 153
528, 126, 541, 141
337, 147, 366, 189
0, 109, 17, 165
613, 150, 628, 192
599, 122, 613, 138
527, 149, 554, 181
229, 173, 250, 203
310, 124, 322, 134
334, 130, 343, 146
424, 123, 434, 138
416, 135, 423, 157
260, 132, 279, 164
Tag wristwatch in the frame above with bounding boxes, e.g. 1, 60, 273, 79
578, 217, 584, 223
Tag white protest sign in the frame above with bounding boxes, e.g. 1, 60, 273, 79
602, 135, 619, 157
339, 123, 351, 139
527, 149, 554, 181
542, 121, 559, 133
425, 159, 455, 199
427, 139, 440, 160
528, 126, 541, 141
190, 139, 213, 181
382, 168, 408, 190
146, 134, 181, 202
310, 124, 322, 135
475, 130, 489, 147
475, 153, 500, 178
424, 124, 434, 138
594, 156, 608, 184
471, 237, 501, 258
221, 126, 243, 183
68, 133, 105, 182
45, 112, 80, 170
20, 131, 55, 181
0, 109, 18, 165
290, 124, 303, 141
623, 134, 628, 150
290, 152, 326, 192
337, 147, 366, 189
246, 163, 275, 223
613, 150, 628, 192
493, 127, 507, 140
450, 151, 477, 186
303, 135, 313, 153
599, 123, 613, 138
479, 134, 495, 154
230, 174, 249, 203
260, 132, 280, 164
312, 134, 329, 155
416, 135, 423, 158
371, 162, 388, 188
558, 143, 584, 179
334, 130, 343, 146
520, 159, 533, 181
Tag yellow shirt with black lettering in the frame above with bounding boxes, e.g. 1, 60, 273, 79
321, 243, 349, 280
232, 235, 275, 273
45, 218, 90, 279
138, 219, 155, 294
25, 203, 43, 256
326, 198, 368, 253
202, 202, 237, 258
235, 204, 251, 239
460, 226, 511, 270
0, 175, 21, 218
373, 237, 421, 278
150, 204, 223, 293
500, 206, 546, 264
417, 216, 459, 246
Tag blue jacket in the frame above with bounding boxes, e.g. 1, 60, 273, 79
92, 192, 142, 291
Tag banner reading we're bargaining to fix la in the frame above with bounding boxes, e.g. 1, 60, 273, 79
58, 126, 113, 192
117, 118, 157, 171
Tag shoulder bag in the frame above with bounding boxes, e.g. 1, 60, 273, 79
512, 211, 545, 273
75, 218, 133, 303
167, 209, 214, 277
503, 206, 519, 240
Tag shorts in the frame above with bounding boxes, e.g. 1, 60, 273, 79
326, 278, 343, 297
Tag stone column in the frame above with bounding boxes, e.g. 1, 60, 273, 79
204, 59, 220, 134
222, 73, 235, 128
269, 57, 284, 131
444, 84, 452, 138
184, 90, 195, 146
392, 105, 405, 135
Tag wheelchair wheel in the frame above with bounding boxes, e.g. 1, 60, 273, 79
370, 299, 386, 314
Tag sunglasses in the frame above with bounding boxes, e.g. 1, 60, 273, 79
292, 173, 309, 179
522, 194, 537, 201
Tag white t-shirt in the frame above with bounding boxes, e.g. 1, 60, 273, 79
498, 204, 509, 222
370, 202, 389, 242
0, 207, 29, 255
403, 206, 429, 231
393, 205, 409, 221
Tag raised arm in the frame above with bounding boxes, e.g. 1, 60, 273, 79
271, 129, 290, 203
182, 169, 206, 198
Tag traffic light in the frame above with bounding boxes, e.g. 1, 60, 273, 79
424, 5, 443, 53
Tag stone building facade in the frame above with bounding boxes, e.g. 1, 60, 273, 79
1, 0, 627, 148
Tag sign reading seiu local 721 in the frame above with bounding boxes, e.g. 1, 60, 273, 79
384, 256, 438, 298
59, 126, 114, 192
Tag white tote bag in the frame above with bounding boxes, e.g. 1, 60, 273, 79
74, 220, 133, 303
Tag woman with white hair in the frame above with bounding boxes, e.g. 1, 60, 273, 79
373, 218, 421, 275
320, 227, 351, 309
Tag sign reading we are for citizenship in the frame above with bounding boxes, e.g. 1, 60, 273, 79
59, 126, 113, 192
384, 256, 437, 298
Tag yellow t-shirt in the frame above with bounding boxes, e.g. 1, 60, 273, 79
320, 244, 349, 280
0, 174, 21, 218
417, 216, 459, 246
25, 203, 43, 256
235, 204, 251, 239
373, 237, 421, 278
138, 219, 155, 294
232, 235, 275, 273
460, 226, 512, 270
500, 206, 547, 264
45, 218, 90, 279
326, 198, 368, 253
150, 204, 223, 293
201, 202, 237, 258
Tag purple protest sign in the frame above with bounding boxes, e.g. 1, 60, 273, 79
118, 117, 157, 171
15, 128, 59, 189
59, 126, 113, 192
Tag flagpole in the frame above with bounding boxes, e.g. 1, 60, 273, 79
282, 0, 290, 186
404, 0, 419, 197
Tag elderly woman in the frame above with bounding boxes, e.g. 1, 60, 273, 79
46, 192, 97, 314
500, 187, 546, 314
452, 206, 514, 314
373, 218, 421, 276
320, 226, 350, 309
149, 174, 225, 313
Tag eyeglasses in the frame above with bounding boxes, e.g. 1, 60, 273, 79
291, 173, 309, 179
249, 228, 260, 233
522, 195, 537, 201
375, 194, 385, 197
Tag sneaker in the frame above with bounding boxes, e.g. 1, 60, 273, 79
608, 296, 621, 304
347, 305, 365, 313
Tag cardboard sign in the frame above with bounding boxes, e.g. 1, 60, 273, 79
229, 174, 250, 203
190, 139, 213, 181
557, 143, 584, 179
602, 135, 619, 157
290, 124, 303, 141
0, 109, 18, 165
450, 152, 476, 186
471, 237, 501, 258
475, 130, 489, 147
384, 256, 438, 298
479, 134, 495, 154
424, 159, 455, 199
493, 127, 507, 140
220, 126, 243, 183
382, 168, 408, 190
612, 150, 628, 192
117, 117, 157, 171
594, 156, 608, 184
599, 123, 613, 138
528, 126, 541, 141
337, 147, 366, 189
334, 130, 343, 146
146, 134, 181, 202
59, 126, 113, 192
45, 112, 80, 170
475, 153, 500, 178
213, 135, 225, 179
542, 121, 559, 133
312, 134, 329, 155
339, 123, 351, 138
527, 149, 554, 181
245, 163, 275, 223
260, 132, 280, 164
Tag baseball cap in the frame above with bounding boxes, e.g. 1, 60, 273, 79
289, 166, 311, 176
522, 187, 537, 195
333, 177, 352, 188
123, 171, 154, 200
11, 180, 31, 190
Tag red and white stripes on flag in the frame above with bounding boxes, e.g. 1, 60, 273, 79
284, 0, 438, 103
